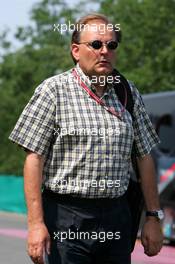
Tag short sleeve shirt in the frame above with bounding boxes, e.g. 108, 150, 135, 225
9, 64, 160, 198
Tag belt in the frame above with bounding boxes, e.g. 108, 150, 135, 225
42, 188, 126, 207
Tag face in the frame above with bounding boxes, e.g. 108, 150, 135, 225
71, 20, 117, 77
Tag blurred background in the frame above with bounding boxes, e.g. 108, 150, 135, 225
0, 0, 175, 263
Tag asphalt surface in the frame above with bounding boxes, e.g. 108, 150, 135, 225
0, 212, 31, 264
0, 211, 174, 264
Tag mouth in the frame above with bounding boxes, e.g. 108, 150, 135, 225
98, 60, 110, 65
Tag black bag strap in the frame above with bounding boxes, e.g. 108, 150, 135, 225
112, 68, 134, 119
112, 69, 141, 180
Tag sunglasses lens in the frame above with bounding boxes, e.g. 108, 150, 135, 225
107, 41, 118, 50
91, 40, 102, 49
89, 40, 118, 50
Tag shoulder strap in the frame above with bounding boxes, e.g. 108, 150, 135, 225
112, 69, 141, 179
112, 69, 134, 119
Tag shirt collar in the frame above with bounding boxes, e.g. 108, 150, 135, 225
75, 63, 113, 96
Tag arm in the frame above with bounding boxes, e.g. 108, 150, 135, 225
24, 151, 50, 264
136, 154, 163, 256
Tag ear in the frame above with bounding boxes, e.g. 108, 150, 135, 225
71, 43, 80, 62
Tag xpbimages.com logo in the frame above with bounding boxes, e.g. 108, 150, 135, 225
53, 21, 121, 35
53, 230, 121, 243
53, 127, 121, 139
53, 178, 121, 191
53, 74, 121, 86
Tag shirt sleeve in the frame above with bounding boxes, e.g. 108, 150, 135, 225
129, 82, 160, 157
9, 79, 56, 157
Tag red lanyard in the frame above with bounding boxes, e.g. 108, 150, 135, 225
72, 68, 127, 119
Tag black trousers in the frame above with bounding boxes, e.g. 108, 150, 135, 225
42, 190, 132, 264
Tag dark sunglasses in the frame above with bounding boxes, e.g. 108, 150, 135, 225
78, 40, 118, 50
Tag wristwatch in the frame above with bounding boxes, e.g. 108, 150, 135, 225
146, 210, 164, 220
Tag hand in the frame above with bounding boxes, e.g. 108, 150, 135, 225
27, 223, 51, 264
141, 217, 163, 256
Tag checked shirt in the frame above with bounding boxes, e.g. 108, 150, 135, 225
9, 64, 160, 198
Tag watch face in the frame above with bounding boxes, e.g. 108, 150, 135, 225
158, 210, 164, 220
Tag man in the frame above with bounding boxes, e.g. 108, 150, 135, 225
9, 13, 163, 264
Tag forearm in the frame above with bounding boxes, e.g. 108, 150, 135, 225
136, 154, 160, 211
24, 151, 45, 227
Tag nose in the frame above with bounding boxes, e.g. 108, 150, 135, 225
100, 43, 108, 53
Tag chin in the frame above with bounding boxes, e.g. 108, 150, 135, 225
97, 67, 112, 76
